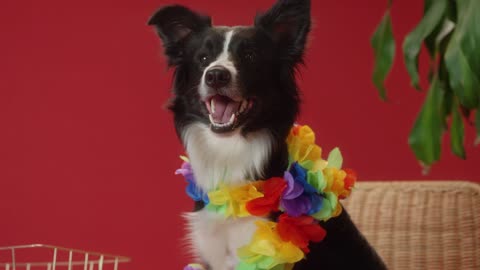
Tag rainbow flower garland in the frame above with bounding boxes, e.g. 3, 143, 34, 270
176, 125, 357, 270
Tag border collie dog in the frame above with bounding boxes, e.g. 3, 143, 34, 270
148, 0, 386, 269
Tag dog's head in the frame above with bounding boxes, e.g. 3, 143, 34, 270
149, 0, 311, 138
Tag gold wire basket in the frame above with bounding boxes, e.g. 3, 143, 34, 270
0, 244, 130, 270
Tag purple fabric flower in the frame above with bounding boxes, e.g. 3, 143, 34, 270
281, 164, 324, 217
282, 171, 304, 199
183, 264, 206, 270
175, 162, 194, 180
281, 171, 311, 217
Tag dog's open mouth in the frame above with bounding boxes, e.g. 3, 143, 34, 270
205, 94, 253, 133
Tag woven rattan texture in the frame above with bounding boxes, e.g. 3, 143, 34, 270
343, 181, 480, 270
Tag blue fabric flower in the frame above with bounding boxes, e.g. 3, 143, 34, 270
185, 179, 210, 204
176, 162, 209, 204
307, 193, 323, 215
289, 163, 317, 194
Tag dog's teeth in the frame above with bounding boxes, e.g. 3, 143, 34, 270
209, 113, 235, 129
211, 99, 215, 113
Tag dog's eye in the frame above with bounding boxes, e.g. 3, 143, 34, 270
244, 51, 256, 62
199, 54, 210, 64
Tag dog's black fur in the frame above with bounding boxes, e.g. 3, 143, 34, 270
149, 0, 386, 269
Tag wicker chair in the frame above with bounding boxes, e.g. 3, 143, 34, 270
343, 181, 480, 270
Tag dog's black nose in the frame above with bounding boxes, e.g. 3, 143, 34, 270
205, 67, 231, 88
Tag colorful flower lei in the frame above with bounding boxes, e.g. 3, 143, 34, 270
176, 125, 357, 270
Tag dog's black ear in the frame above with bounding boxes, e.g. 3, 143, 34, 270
255, 0, 311, 65
148, 5, 212, 65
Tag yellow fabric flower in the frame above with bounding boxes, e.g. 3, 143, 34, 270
179, 124, 357, 270
323, 167, 353, 201
208, 182, 264, 217
237, 221, 304, 269
286, 125, 327, 172
332, 202, 343, 218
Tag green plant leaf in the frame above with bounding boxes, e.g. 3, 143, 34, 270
403, 0, 447, 90
408, 77, 445, 166
424, 0, 456, 57
441, 87, 454, 130
444, 0, 480, 109
450, 98, 466, 159
424, 0, 444, 57
426, 19, 455, 83
371, 11, 395, 100
439, 59, 454, 130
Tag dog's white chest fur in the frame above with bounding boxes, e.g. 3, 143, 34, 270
182, 123, 272, 190
182, 123, 273, 270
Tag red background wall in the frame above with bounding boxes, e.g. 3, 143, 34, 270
1, 0, 478, 269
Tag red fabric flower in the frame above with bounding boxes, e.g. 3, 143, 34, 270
340, 168, 357, 199
246, 177, 287, 216
277, 214, 326, 253
292, 125, 301, 136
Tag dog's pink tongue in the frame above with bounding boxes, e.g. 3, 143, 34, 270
211, 95, 240, 123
